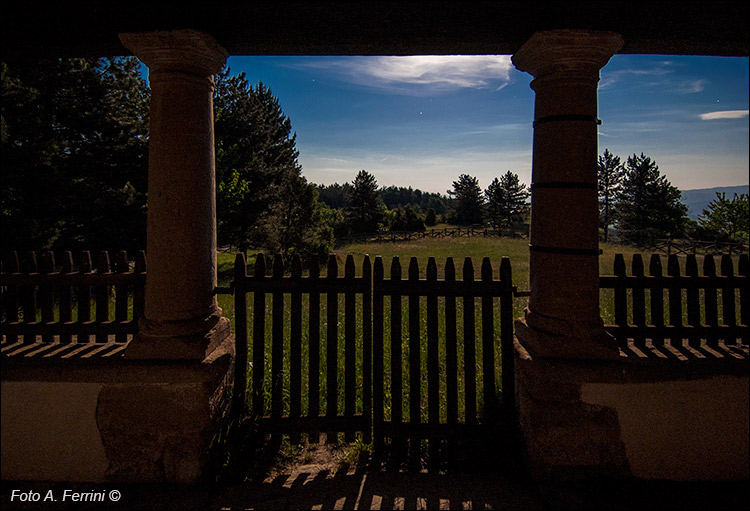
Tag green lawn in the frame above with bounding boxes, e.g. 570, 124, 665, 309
216, 237, 648, 326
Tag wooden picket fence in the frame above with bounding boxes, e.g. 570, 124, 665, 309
232, 252, 372, 444
231, 252, 517, 468
1, 250, 146, 345
601, 253, 749, 351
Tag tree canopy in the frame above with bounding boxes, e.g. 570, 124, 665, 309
1, 57, 150, 256
213, 69, 333, 261
344, 170, 387, 234
697, 192, 749, 243
597, 148, 625, 242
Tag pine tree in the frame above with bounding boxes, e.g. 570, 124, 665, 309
344, 170, 386, 234
617, 153, 688, 245
598, 149, 625, 242
390, 204, 426, 232
484, 171, 530, 235
448, 174, 484, 225
424, 208, 437, 226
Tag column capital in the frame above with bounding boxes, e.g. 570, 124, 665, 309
512, 30, 624, 82
119, 29, 227, 76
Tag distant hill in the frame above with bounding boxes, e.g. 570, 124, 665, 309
680, 185, 749, 220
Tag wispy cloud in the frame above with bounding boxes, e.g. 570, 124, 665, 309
295, 55, 514, 95
600, 60, 708, 96
677, 79, 707, 94
599, 61, 676, 89
699, 110, 749, 120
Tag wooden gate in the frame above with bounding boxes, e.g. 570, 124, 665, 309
232, 252, 372, 443
371, 255, 515, 469
231, 252, 517, 466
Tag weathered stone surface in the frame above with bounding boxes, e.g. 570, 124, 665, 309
514, 335, 750, 480
514, 339, 630, 479
517, 387, 629, 478
96, 349, 233, 484
581, 376, 750, 480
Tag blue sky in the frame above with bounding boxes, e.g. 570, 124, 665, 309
219, 54, 748, 194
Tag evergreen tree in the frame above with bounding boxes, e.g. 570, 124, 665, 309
448, 174, 484, 225
598, 149, 625, 242
697, 192, 749, 242
316, 182, 352, 209
1, 57, 149, 255
484, 171, 530, 235
617, 153, 688, 245
344, 170, 386, 234
214, 70, 321, 255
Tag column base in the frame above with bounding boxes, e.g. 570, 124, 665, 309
515, 314, 620, 360
125, 316, 232, 360
97, 336, 235, 483
513, 337, 630, 480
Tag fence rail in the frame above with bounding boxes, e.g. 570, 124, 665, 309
601, 253, 749, 350
1, 250, 146, 344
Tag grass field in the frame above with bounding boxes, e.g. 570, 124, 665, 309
216, 237, 647, 326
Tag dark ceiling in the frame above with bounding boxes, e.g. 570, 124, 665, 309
2, 1, 748, 62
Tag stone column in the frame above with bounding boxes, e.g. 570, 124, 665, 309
512, 30, 623, 359
120, 30, 231, 360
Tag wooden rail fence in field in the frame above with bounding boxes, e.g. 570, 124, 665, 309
648, 238, 748, 257
232, 252, 517, 467
601, 253, 749, 351
349, 226, 526, 244
1, 250, 146, 344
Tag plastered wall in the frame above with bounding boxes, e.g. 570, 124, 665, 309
1, 381, 109, 482
581, 375, 749, 480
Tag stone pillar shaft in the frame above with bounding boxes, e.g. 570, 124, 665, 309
512, 30, 623, 359
120, 30, 230, 359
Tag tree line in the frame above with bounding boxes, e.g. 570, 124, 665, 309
598, 149, 748, 245
2, 58, 746, 265
316, 169, 532, 239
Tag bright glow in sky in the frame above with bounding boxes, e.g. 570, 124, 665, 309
225, 54, 749, 194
